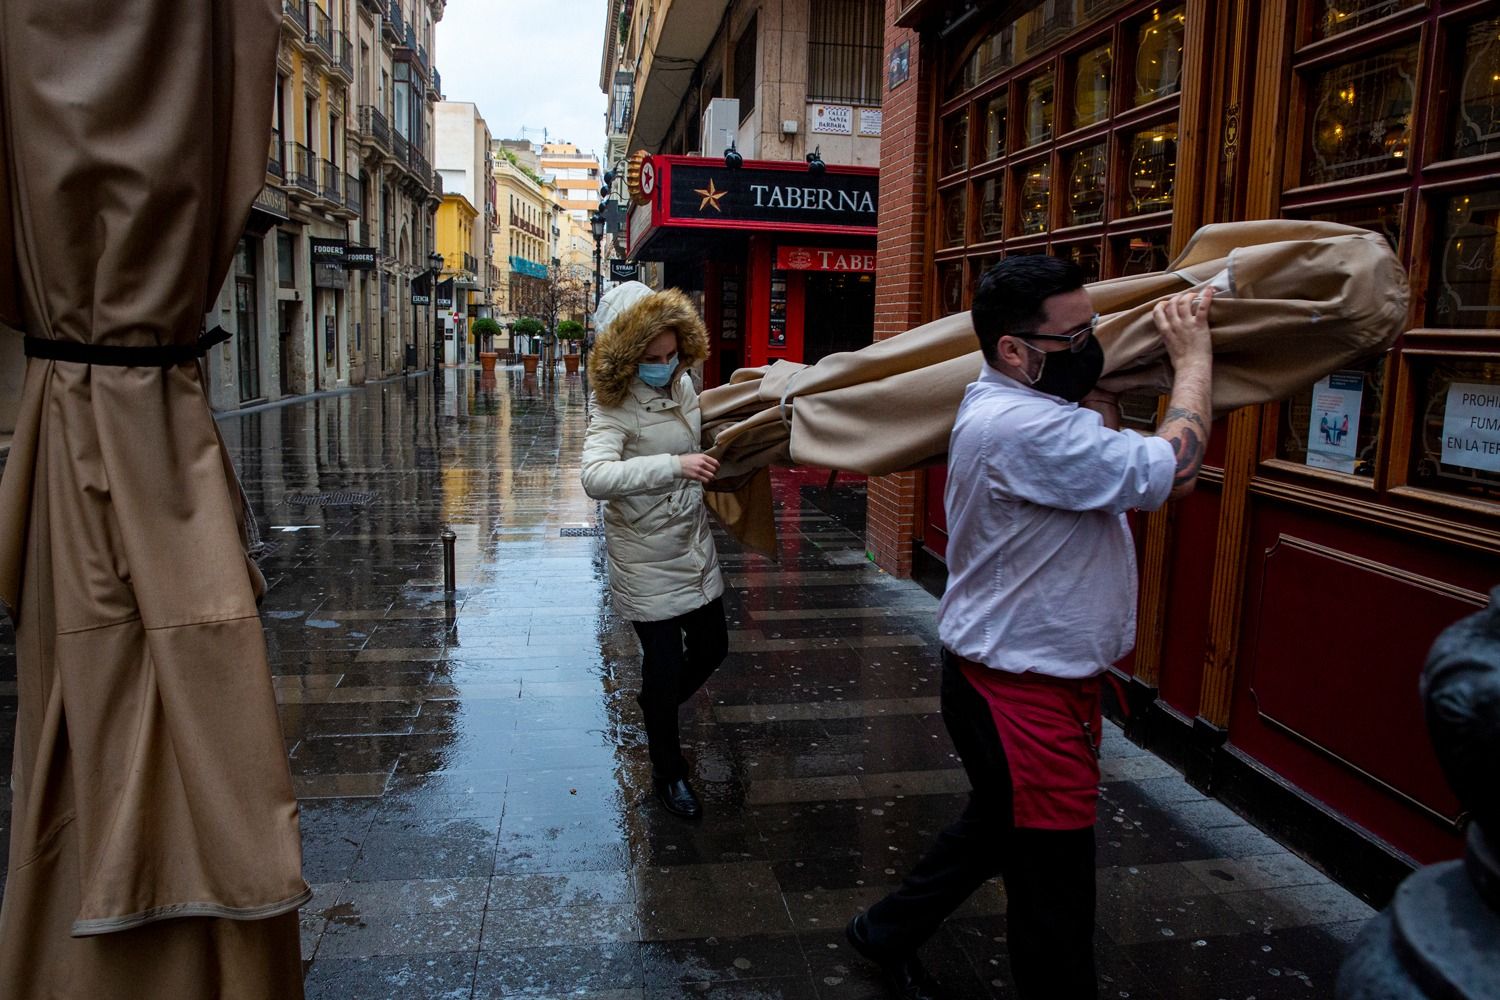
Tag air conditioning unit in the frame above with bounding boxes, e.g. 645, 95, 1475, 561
700, 98, 741, 157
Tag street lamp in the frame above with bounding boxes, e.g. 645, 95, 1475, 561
428, 250, 443, 374
590, 209, 606, 309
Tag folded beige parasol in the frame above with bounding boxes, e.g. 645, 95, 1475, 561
0, 1, 307, 996
699, 221, 1408, 551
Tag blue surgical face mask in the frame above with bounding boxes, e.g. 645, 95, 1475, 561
638, 354, 678, 387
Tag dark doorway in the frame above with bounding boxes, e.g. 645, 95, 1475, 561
278, 300, 299, 397
803, 272, 875, 364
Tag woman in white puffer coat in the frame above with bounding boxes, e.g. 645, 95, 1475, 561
581, 281, 727, 819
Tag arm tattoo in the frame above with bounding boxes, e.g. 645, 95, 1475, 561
1170, 425, 1205, 488
1162, 406, 1207, 437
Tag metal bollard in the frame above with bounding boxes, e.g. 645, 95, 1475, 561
441, 529, 457, 593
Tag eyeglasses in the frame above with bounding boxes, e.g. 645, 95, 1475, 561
1013, 313, 1099, 352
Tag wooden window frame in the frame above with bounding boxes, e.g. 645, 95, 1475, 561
930, 0, 1187, 316
1253, 0, 1500, 537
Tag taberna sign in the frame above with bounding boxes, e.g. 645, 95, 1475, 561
609, 260, 640, 282
776, 246, 876, 272
665, 161, 878, 228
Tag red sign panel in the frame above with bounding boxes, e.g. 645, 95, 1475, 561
775, 246, 877, 272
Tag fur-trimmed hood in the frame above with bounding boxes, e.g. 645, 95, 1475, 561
591, 287, 709, 408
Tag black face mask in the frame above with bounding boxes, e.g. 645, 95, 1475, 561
1018, 333, 1105, 402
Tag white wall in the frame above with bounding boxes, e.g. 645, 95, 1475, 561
434, 102, 478, 203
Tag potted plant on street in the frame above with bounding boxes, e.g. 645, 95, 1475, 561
514, 316, 543, 375
557, 320, 584, 374
472, 317, 503, 373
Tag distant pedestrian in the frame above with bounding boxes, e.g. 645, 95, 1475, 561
846, 257, 1215, 1000
581, 281, 727, 820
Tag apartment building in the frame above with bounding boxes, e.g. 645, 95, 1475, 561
200, 0, 446, 411
435, 101, 498, 365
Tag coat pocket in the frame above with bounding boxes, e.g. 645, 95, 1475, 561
614, 493, 675, 534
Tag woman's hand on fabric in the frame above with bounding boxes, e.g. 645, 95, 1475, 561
677, 453, 720, 483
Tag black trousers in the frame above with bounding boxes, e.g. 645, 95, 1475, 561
631, 597, 728, 780
862, 650, 1097, 1000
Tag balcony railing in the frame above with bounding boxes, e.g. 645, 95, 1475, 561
463, 252, 478, 274
358, 0, 386, 14
320, 159, 343, 204
432, 68, 441, 98
334, 30, 354, 76
268, 130, 284, 179
282, 0, 308, 31
408, 143, 431, 187
307, 5, 334, 60
393, 131, 410, 166
383, 1, 404, 42
345, 173, 363, 216
290, 142, 319, 194
358, 105, 391, 150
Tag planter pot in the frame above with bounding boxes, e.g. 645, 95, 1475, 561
479, 351, 498, 373
521, 354, 539, 375
563, 354, 581, 374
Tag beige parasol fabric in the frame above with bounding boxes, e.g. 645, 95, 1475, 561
0, 1, 308, 996
700, 221, 1408, 550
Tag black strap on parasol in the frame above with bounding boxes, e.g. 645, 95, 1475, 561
23, 326, 232, 367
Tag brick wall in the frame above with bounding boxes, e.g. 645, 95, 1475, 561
865, 1, 928, 577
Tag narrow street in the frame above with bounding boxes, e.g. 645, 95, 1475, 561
1, 368, 1374, 999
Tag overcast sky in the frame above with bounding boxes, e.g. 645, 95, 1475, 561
435, 1, 609, 159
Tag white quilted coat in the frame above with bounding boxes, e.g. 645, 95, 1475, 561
581, 287, 724, 622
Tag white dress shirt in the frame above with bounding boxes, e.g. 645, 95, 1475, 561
937, 363, 1177, 679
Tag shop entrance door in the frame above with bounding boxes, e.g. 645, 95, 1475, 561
278, 300, 298, 396
802, 272, 874, 365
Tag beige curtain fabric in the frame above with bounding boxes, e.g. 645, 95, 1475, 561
701, 222, 1408, 550
0, 2, 307, 996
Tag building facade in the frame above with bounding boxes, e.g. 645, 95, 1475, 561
493, 143, 555, 351
435, 101, 498, 364
870, 0, 1500, 900
540, 143, 604, 226
605, 0, 888, 385
199, 0, 444, 412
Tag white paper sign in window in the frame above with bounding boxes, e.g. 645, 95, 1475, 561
1442, 381, 1500, 473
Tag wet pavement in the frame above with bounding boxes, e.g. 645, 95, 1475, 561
0, 366, 1376, 998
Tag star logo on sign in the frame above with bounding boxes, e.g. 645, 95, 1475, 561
694, 179, 728, 212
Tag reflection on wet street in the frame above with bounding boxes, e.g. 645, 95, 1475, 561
0, 368, 1373, 998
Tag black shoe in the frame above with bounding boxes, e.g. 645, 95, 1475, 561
653, 776, 702, 819
846, 913, 947, 1000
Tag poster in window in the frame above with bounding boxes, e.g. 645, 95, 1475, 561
1442, 381, 1500, 473
324, 314, 336, 364
768, 271, 787, 348
1305, 371, 1364, 473
888, 41, 910, 90
721, 274, 740, 341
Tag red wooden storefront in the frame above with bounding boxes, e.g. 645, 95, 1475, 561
878, 0, 1500, 902
625, 154, 880, 386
